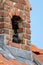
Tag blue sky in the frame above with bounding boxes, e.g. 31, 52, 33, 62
30, 0, 43, 49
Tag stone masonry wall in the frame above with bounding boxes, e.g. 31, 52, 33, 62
0, 0, 32, 51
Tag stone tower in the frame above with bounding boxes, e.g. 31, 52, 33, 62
0, 0, 32, 65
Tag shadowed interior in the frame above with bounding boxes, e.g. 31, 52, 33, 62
33, 52, 40, 55
11, 15, 22, 43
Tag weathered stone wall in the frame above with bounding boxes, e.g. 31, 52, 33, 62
0, 0, 32, 51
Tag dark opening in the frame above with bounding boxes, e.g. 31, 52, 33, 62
11, 15, 22, 43
33, 52, 40, 55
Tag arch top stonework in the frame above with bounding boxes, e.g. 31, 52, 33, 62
0, 0, 32, 21
4, 0, 31, 21
9, 7, 26, 21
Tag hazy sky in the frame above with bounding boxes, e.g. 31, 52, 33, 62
30, 0, 43, 49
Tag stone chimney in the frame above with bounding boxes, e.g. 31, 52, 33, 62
0, 0, 32, 52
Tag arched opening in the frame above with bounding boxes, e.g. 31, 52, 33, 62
11, 15, 23, 43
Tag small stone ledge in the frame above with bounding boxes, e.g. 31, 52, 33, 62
7, 46, 32, 60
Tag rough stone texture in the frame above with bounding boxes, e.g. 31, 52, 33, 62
0, 0, 32, 65
0, 34, 5, 48
0, 0, 32, 50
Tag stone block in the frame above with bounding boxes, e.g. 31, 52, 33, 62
0, 47, 15, 60
7, 46, 32, 60
22, 22, 30, 28
0, 34, 5, 48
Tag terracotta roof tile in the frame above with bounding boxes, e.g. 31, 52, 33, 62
21, 62, 27, 65
9, 60, 22, 65
32, 45, 39, 52
0, 54, 28, 65
39, 49, 43, 54
33, 53, 43, 64
32, 45, 43, 54
32, 45, 43, 65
